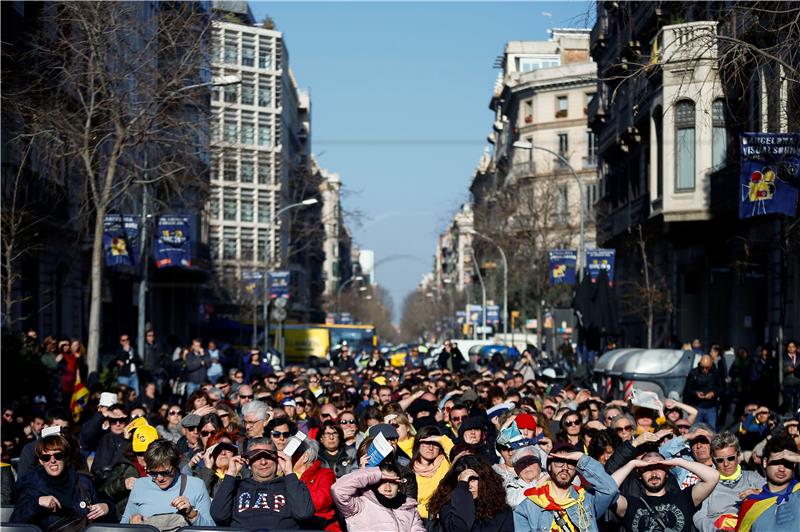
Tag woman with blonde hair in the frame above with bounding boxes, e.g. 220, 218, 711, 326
384, 412, 415, 461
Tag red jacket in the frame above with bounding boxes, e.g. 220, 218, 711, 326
300, 459, 340, 532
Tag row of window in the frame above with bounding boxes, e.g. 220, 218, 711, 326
210, 226, 274, 262
213, 73, 275, 108
554, 182, 600, 223
209, 188, 276, 224
211, 151, 276, 185
521, 92, 595, 123
214, 31, 276, 71
518, 131, 598, 168
212, 111, 276, 147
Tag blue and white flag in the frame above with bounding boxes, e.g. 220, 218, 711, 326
103, 214, 139, 269
154, 215, 191, 269
268, 271, 291, 299
739, 133, 800, 219
586, 248, 616, 283
241, 271, 263, 300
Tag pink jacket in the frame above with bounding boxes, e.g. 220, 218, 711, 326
331, 468, 425, 532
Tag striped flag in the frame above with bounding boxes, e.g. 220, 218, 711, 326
70, 372, 89, 422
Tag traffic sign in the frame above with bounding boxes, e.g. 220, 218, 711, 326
272, 307, 288, 322
274, 296, 289, 309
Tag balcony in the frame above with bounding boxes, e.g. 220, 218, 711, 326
583, 155, 598, 169
597, 193, 650, 244
507, 161, 535, 182
590, 13, 608, 55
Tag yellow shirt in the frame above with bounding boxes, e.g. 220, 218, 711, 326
414, 436, 454, 519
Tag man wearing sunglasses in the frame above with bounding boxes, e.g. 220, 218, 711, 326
737, 435, 800, 531
210, 437, 314, 530
694, 431, 763, 531
91, 403, 130, 483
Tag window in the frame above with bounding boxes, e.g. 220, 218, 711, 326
224, 84, 237, 103
258, 114, 271, 146
241, 190, 254, 222
210, 191, 219, 219
209, 232, 220, 260
585, 131, 597, 166
258, 37, 272, 69
258, 190, 271, 223
223, 115, 237, 143
241, 84, 254, 105
556, 96, 568, 118
240, 228, 254, 261
223, 189, 237, 221
224, 38, 237, 64
518, 55, 560, 72
555, 184, 569, 223
585, 93, 595, 115
241, 113, 255, 145
675, 100, 696, 190
258, 155, 272, 184
523, 100, 533, 124
222, 228, 236, 259
258, 228, 268, 259
258, 81, 271, 107
712, 99, 727, 170
584, 182, 599, 213
558, 133, 569, 157
242, 41, 255, 67
223, 158, 236, 181
240, 157, 254, 183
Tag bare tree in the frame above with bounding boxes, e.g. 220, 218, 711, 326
399, 289, 438, 342
2, 2, 211, 372
340, 284, 400, 344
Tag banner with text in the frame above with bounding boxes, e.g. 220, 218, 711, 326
585, 248, 616, 283
455, 311, 467, 325
241, 271, 263, 301
268, 271, 291, 299
466, 304, 483, 326
549, 250, 577, 285
154, 215, 192, 269
103, 214, 139, 270
486, 305, 500, 325
739, 133, 800, 219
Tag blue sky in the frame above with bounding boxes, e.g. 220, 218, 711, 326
249, 1, 595, 322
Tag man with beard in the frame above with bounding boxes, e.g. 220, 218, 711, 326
514, 443, 618, 531
736, 435, 800, 531
612, 451, 719, 532
210, 437, 315, 529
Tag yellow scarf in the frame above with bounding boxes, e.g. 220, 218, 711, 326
719, 464, 742, 483
525, 481, 590, 531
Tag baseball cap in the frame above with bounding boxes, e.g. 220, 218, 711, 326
460, 389, 478, 403
368, 423, 399, 440
99, 392, 117, 408
131, 425, 159, 453
280, 398, 297, 407
180, 413, 201, 428
549, 441, 578, 455
125, 416, 148, 435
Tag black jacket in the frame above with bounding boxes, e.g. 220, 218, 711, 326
210, 473, 315, 530
91, 432, 127, 481
683, 367, 723, 408
439, 481, 514, 532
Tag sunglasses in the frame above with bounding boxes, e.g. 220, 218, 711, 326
615, 425, 634, 433
713, 455, 737, 464
239, 394, 254, 399
168, 410, 182, 416
321, 413, 333, 419
450, 416, 465, 423
247, 450, 277, 464
147, 468, 174, 478
564, 419, 581, 427
271, 430, 291, 438
677, 424, 691, 430
109, 417, 129, 425
294, 401, 306, 407
339, 419, 356, 425
200, 430, 215, 437
39, 451, 65, 462
466, 475, 479, 482
550, 459, 577, 469
692, 437, 710, 445
186, 426, 200, 432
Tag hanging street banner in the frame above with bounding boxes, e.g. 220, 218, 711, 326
339, 312, 353, 325
103, 214, 139, 269
739, 132, 800, 219
486, 304, 500, 325
549, 250, 577, 285
455, 311, 467, 325
268, 271, 291, 299
154, 215, 192, 269
586, 248, 616, 283
466, 304, 483, 326
241, 271, 263, 301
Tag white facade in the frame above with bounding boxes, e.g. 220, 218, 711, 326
320, 166, 341, 297
435, 203, 474, 292
359, 249, 375, 286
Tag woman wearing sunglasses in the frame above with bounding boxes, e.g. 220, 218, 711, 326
122, 439, 214, 526
338, 410, 359, 450
11, 433, 115, 527
427, 455, 513, 531
332, 460, 425, 532
156, 405, 184, 443
555, 410, 587, 452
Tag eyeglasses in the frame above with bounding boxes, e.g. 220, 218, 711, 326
713, 455, 737, 464
339, 419, 356, 425
550, 460, 577, 470
615, 425, 634, 433
389, 422, 400, 428
564, 419, 581, 428
677, 424, 691, 431
239, 394, 254, 400
109, 417, 129, 425
38, 451, 65, 462
271, 430, 291, 438
147, 468, 174, 478
200, 430, 215, 437
322, 432, 339, 439
168, 410, 182, 416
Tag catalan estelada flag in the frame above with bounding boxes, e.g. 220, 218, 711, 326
736, 479, 800, 531
70, 372, 89, 422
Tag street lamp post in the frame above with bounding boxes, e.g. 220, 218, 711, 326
470, 231, 508, 340
512, 141, 585, 280
137, 75, 241, 359
468, 245, 487, 340
262, 198, 318, 360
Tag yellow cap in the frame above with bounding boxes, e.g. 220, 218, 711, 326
131, 424, 159, 453
125, 416, 148, 435
373, 376, 387, 386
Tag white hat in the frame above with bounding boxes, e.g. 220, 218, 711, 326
42, 426, 62, 438
99, 392, 117, 408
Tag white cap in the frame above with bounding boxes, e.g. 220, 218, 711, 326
99, 392, 117, 408
42, 426, 62, 438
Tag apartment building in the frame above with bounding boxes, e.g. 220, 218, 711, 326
434, 203, 474, 293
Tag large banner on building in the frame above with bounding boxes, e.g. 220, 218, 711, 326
268, 271, 291, 299
586, 248, 616, 283
241, 271, 263, 301
739, 133, 800, 219
549, 250, 577, 285
103, 214, 139, 269
154, 215, 192, 269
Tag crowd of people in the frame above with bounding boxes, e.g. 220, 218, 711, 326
1, 331, 800, 532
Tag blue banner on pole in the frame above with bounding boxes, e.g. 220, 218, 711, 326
241, 271, 263, 300
549, 250, 577, 285
486, 305, 500, 324
455, 311, 467, 325
739, 133, 800, 219
268, 271, 291, 299
585, 248, 616, 283
466, 304, 483, 326
154, 215, 191, 269
339, 312, 352, 325
103, 214, 139, 270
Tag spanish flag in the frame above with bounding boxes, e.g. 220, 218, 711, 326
736, 479, 800, 531
70, 372, 89, 422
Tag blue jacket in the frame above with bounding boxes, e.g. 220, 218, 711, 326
121, 473, 214, 526
513, 455, 618, 532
